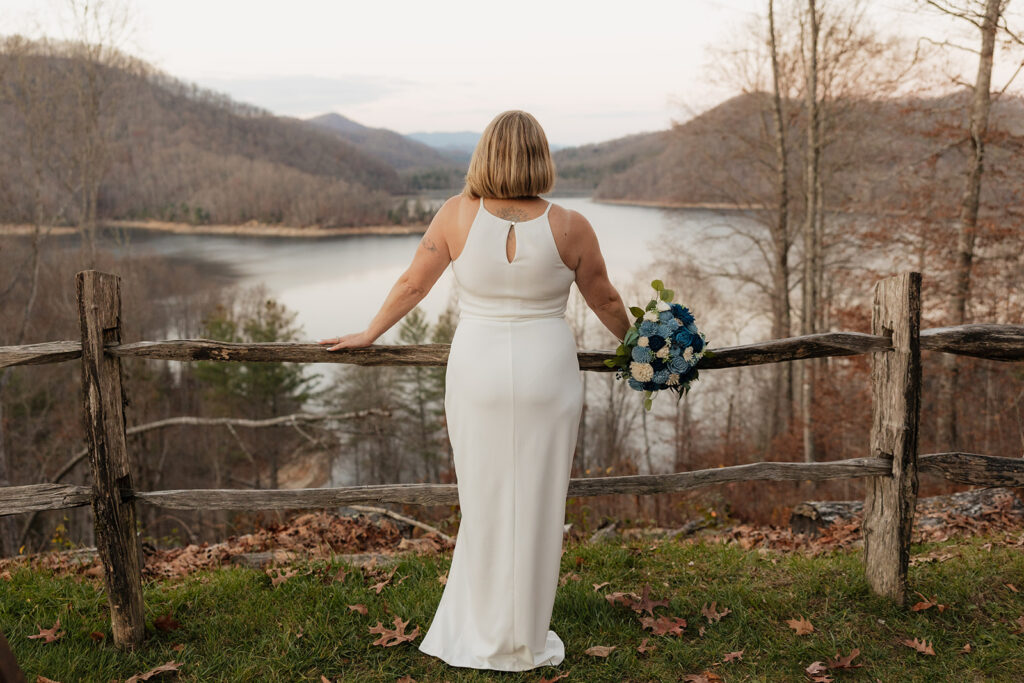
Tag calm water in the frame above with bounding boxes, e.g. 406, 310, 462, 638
98, 196, 761, 348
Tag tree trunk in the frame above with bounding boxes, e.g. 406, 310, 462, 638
800, 0, 821, 463
939, 0, 1001, 451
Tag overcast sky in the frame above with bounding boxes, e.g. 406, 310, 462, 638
6, 0, 1021, 146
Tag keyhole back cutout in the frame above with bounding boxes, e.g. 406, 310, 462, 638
505, 223, 516, 264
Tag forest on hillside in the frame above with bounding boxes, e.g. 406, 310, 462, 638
1, 0, 1023, 559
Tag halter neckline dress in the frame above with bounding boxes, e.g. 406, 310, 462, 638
417, 196, 584, 671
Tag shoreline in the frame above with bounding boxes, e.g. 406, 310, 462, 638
591, 197, 769, 210
0, 219, 430, 239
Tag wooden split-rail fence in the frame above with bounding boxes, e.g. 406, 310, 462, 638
1, 269, 1023, 648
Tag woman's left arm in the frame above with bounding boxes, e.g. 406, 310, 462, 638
319, 198, 456, 351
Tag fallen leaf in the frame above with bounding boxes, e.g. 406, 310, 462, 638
683, 672, 724, 682
902, 637, 936, 655
437, 571, 447, 585
961, 643, 972, 653
636, 637, 656, 654
584, 644, 616, 657
634, 584, 670, 616
347, 604, 368, 616
125, 660, 182, 682
320, 676, 331, 683
805, 661, 833, 682
826, 648, 862, 669
36, 677, 61, 683
27, 619, 64, 644
701, 601, 731, 623
786, 615, 814, 635
396, 676, 416, 683
539, 673, 570, 683
88, 631, 105, 642
722, 649, 743, 662
267, 567, 298, 587
154, 613, 181, 632
592, 581, 610, 591
1007, 583, 1019, 593
639, 615, 687, 637
368, 616, 420, 647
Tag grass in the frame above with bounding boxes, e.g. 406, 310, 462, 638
3, 533, 1023, 682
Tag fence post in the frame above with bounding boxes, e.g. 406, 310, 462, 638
863, 271, 922, 605
77, 270, 145, 648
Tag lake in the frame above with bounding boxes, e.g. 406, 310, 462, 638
97, 196, 764, 350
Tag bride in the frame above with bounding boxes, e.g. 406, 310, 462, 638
319, 110, 630, 671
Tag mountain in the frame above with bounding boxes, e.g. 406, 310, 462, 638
405, 131, 480, 163
306, 113, 463, 171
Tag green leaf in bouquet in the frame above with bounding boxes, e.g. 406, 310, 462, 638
651, 279, 664, 291
629, 306, 645, 318
624, 328, 639, 345
644, 397, 653, 411
602, 358, 617, 368
660, 288, 674, 302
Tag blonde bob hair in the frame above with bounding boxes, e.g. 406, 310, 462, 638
461, 110, 556, 199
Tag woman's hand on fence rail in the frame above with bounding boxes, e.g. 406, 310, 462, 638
318, 330, 377, 351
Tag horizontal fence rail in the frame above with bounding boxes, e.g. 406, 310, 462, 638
2, 323, 1024, 371
2, 269, 1023, 649
3, 452, 1022, 517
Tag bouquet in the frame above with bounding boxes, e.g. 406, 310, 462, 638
603, 279, 711, 411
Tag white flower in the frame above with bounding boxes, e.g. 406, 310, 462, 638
638, 336, 649, 347
656, 299, 670, 311
643, 310, 659, 322
655, 345, 670, 358
666, 373, 680, 386
683, 346, 694, 362
630, 361, 654, 382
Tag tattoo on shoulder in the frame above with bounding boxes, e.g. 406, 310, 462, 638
421, 236, 439, 253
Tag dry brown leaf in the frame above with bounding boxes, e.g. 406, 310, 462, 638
0, 570, 11, 581
320, 676, 331, 683
125, 660, 182, 682
634, 583, 670, 616
826, 648, 862, 669
538, 673, 570, 683
1007, 583, 1019, 593
88, 630, 105, 642
27, 619, 64, 644
701, 601, 731, 623
592, 581, 610, 591
961, 643, 972, 653
636, 637, 656, 654
902, 637, 936, 655
396, 676, 416, 683
584, 644, 616, 657
722, 649, 743, 662
347, 603, 369, 616
805, 660, 833, 682
368, 616, 420, 647
267, 567, 298, 587
786, 615, 814, 635
154, 613, 181, 632
682, 672, 724, 682
1016, 615, 1024, 633
639, 615, 687, 637
36, 677, 61, 683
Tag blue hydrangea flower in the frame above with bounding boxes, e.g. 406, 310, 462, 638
668, 344, 681, 356
639, 320, 659, 336
685, 321, 698, 333
631, 346, 654, 363
668, 355, 689, 373
656, 323, 674, 338
627, 378, 644, 391
658, 310, 675, 323
652, 368, 670, 384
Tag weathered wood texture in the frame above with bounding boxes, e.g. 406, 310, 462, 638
4, 452, 1022, 517
0, 340, 80, 368
919, 324, 1024, 361
791, 486, 1023, 536
2, 324, 1022, 370
863, 272, 922, 605
77, 271, 145, 648
0, 483, 93, 515
0, 628, 26, 683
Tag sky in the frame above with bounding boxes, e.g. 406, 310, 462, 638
6, 0, 1021, 147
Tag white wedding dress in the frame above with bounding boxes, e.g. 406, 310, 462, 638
417, 197, 584, 671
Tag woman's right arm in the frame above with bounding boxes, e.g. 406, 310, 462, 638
570, 211, 631, 343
